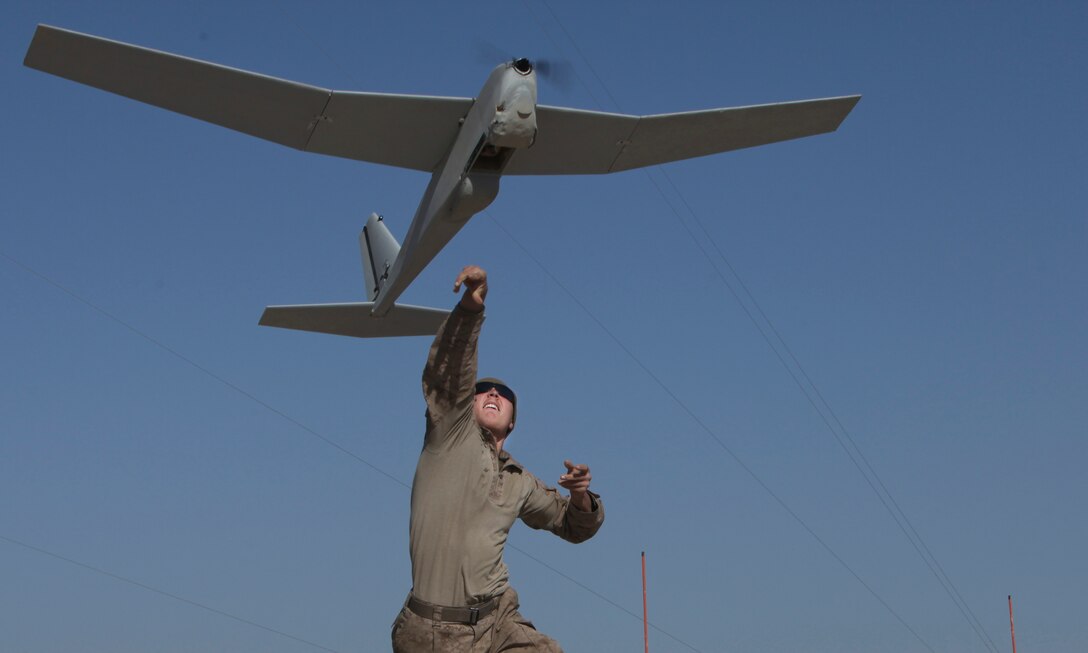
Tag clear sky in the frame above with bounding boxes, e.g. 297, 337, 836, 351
2, 1, 1085, 652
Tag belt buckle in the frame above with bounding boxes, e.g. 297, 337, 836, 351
468, 607, 480, 625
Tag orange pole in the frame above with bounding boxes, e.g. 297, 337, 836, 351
1008, 595, 1017, 653
642, 551, 649, 653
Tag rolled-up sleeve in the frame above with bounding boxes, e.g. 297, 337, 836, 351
518, 475, 604, 544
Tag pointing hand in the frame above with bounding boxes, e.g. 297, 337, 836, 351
454, 265, 488, 312
559, 460, 593, 512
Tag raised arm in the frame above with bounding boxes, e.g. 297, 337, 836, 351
421, 265, 488, 425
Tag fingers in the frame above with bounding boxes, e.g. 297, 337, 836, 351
559, 460, 591, 490
454, 265, 486, 293
557, 476, 591, 487
562, 460, 588, 476
454, 266, 489, 311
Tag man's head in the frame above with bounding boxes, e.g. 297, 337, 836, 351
474, 377, 517, 437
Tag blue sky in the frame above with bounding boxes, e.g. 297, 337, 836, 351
2, 1, 1085, 652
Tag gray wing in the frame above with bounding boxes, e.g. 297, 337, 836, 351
24, 24, 472, 172
505, 95, 861, 175
305, 91, 471, 171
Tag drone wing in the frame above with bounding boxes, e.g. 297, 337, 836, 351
504, 96, 861, 175
24, 24, 472, 172
25, 24, 858, 177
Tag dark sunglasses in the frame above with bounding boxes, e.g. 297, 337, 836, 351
475, 381, 516, 404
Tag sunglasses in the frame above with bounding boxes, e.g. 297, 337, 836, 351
475, 381, 516, 404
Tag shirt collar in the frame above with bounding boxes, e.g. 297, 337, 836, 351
498, 450, 524, 472
479, 427, 524, 471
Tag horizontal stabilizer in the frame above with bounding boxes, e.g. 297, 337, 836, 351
259, 302, 449, 338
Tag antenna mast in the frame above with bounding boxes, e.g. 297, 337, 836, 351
642, 551, 649, 653
1008, 595, 1017, 653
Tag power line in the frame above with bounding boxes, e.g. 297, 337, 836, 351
506, 544, 703, 653
522, 1, 999, 650
0, 246, 705, 653
269, 9, 711, 646
0, 533, 340, 653
0, 249, 406, 488
485, 211, 937, 653
7, 8, 986, 651
657, 168, 1003, 653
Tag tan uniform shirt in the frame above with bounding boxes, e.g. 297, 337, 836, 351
409, 305, 604, 607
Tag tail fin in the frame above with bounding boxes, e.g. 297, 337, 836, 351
258, 213, 449, 338
360, 213, 398, 301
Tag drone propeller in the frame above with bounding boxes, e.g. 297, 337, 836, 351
471, 38, 574, 93
533, 58, 574, 91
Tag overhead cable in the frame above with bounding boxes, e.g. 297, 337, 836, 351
1, 240, 706, 651
522, 1, 998, 651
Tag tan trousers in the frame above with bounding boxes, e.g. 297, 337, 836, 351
391, 587, 562, 652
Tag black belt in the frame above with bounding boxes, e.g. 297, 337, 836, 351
406, 594, 498, 626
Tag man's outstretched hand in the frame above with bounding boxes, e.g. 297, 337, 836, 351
559, 460, 594, 512
454, 265, 488, 312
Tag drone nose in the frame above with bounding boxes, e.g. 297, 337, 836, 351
513, 58, 533, 75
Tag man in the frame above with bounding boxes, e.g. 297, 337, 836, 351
391, 264, 604, 652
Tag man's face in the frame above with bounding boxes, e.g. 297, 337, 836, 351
474, 384, 515, 436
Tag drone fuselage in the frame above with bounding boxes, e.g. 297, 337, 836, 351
372, 61, 539, 315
